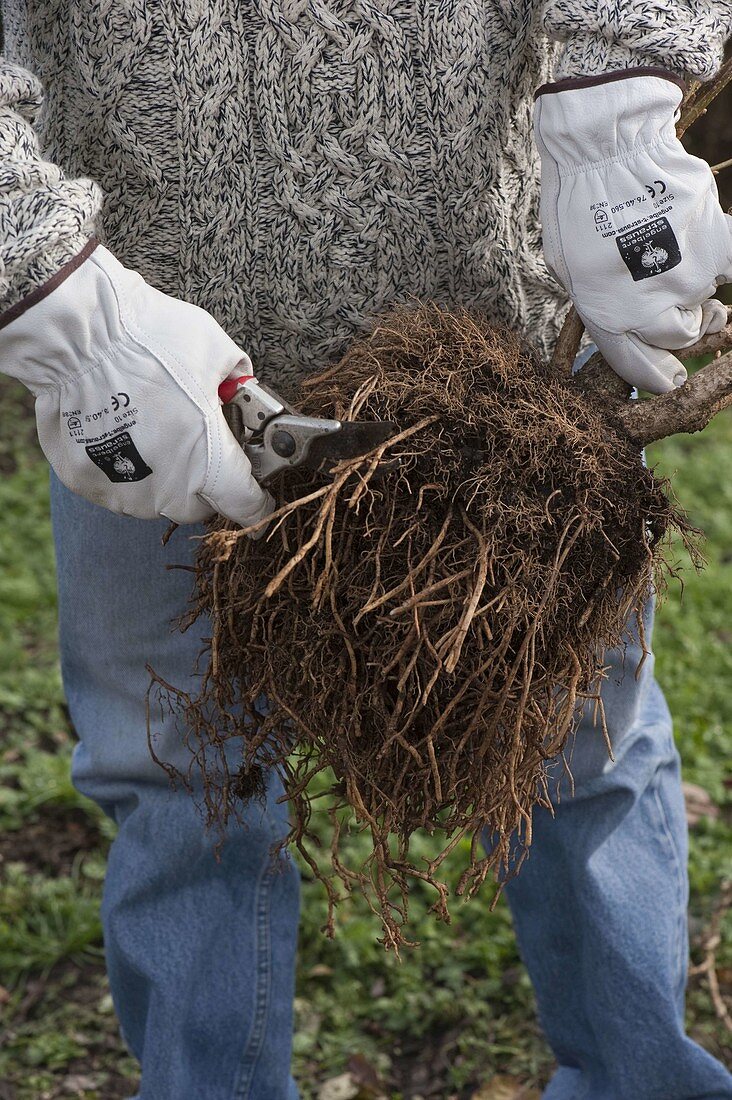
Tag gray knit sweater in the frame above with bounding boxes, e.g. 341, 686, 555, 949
0, 2, 730, 395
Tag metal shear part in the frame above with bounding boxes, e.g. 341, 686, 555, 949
222, 376, 396, 486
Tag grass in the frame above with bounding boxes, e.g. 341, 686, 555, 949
0, 375, 730, 1099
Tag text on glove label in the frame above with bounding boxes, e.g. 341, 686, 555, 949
85, 432, 153, 483
615, 217, 681, 282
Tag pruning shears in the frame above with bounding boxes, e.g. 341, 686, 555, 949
218, 372, 396, 487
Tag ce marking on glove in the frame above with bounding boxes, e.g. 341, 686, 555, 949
645, 180, 667, 199
111, 392, 130, 412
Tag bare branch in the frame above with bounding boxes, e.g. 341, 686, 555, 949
614, 347, 732, 445
677, 57, 732, 137
574, 313, 732, 404
711, 155, 732, 175
551, 307, 585, 375
679, 315, 732, 359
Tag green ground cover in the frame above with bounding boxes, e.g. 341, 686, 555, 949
0, 375, 730, 1099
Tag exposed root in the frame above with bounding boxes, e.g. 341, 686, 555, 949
151, 303, 695, 948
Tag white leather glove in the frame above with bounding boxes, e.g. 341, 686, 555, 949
0, 243, 274, 529
535, 70, 732, 394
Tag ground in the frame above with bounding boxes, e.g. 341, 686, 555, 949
0, 373, 730, 1100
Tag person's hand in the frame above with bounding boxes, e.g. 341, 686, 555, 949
534, 70, 732, 394
0, 242, 274, 529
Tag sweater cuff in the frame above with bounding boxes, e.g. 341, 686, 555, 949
0, 227, 98, 321
553, 40, 687, 81
0, 174, 103, 317
544, 1, 732, 83
0, 236, 101, 332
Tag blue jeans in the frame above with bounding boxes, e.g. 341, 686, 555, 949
50, 473, 732, 1100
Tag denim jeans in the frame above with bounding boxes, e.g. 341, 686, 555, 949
50, 472, 732, 1100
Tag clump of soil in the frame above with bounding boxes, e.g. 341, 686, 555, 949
156, 303, 691, 949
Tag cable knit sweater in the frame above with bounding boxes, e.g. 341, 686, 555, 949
0, 2, 730, 395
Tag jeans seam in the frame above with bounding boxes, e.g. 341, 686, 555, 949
232, 849, 276, 1099
651, 765, 686, 980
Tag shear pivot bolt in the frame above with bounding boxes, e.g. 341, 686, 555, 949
272, 429, 297, 458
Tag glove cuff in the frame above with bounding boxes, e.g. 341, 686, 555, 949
0, 242, 143, 391
535, 67, 685, 100
0, 236, 101, 333
534, 71, 683, 172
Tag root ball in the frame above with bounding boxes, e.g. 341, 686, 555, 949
160, 303, 689, 948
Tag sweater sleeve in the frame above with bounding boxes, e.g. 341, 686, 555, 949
542, 0, 732, 81
0, 58, 102, 318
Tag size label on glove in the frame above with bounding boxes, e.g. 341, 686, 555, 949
615, 217, 681, 282
85, 432, 153, 483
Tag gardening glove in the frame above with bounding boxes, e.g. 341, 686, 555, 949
535, 70, 732, 394
0, 241, 274, 530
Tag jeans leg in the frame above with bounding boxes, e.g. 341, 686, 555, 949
51, 474, 301, 1100
499, 598, 732, 1100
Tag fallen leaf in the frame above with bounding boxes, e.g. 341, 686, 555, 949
318, 1074, 359, 1100
682, 782, 720, 827
471, 1076, 541, 1100
293, 996, 322, 1037
370, 977, 386, 999
346, 1052, 386, 1094
62, 1074, 105, 1095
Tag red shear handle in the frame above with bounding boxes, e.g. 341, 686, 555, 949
218, 374, 255, 404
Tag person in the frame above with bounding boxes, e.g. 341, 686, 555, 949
0, 3, 731, 1097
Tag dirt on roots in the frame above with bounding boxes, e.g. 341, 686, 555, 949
152, 303, 693, 949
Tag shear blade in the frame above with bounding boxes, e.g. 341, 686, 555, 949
304, 420, 397, 470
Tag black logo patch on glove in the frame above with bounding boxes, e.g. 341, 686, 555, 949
616, 217, 682, 281
86, 432, 153, 483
